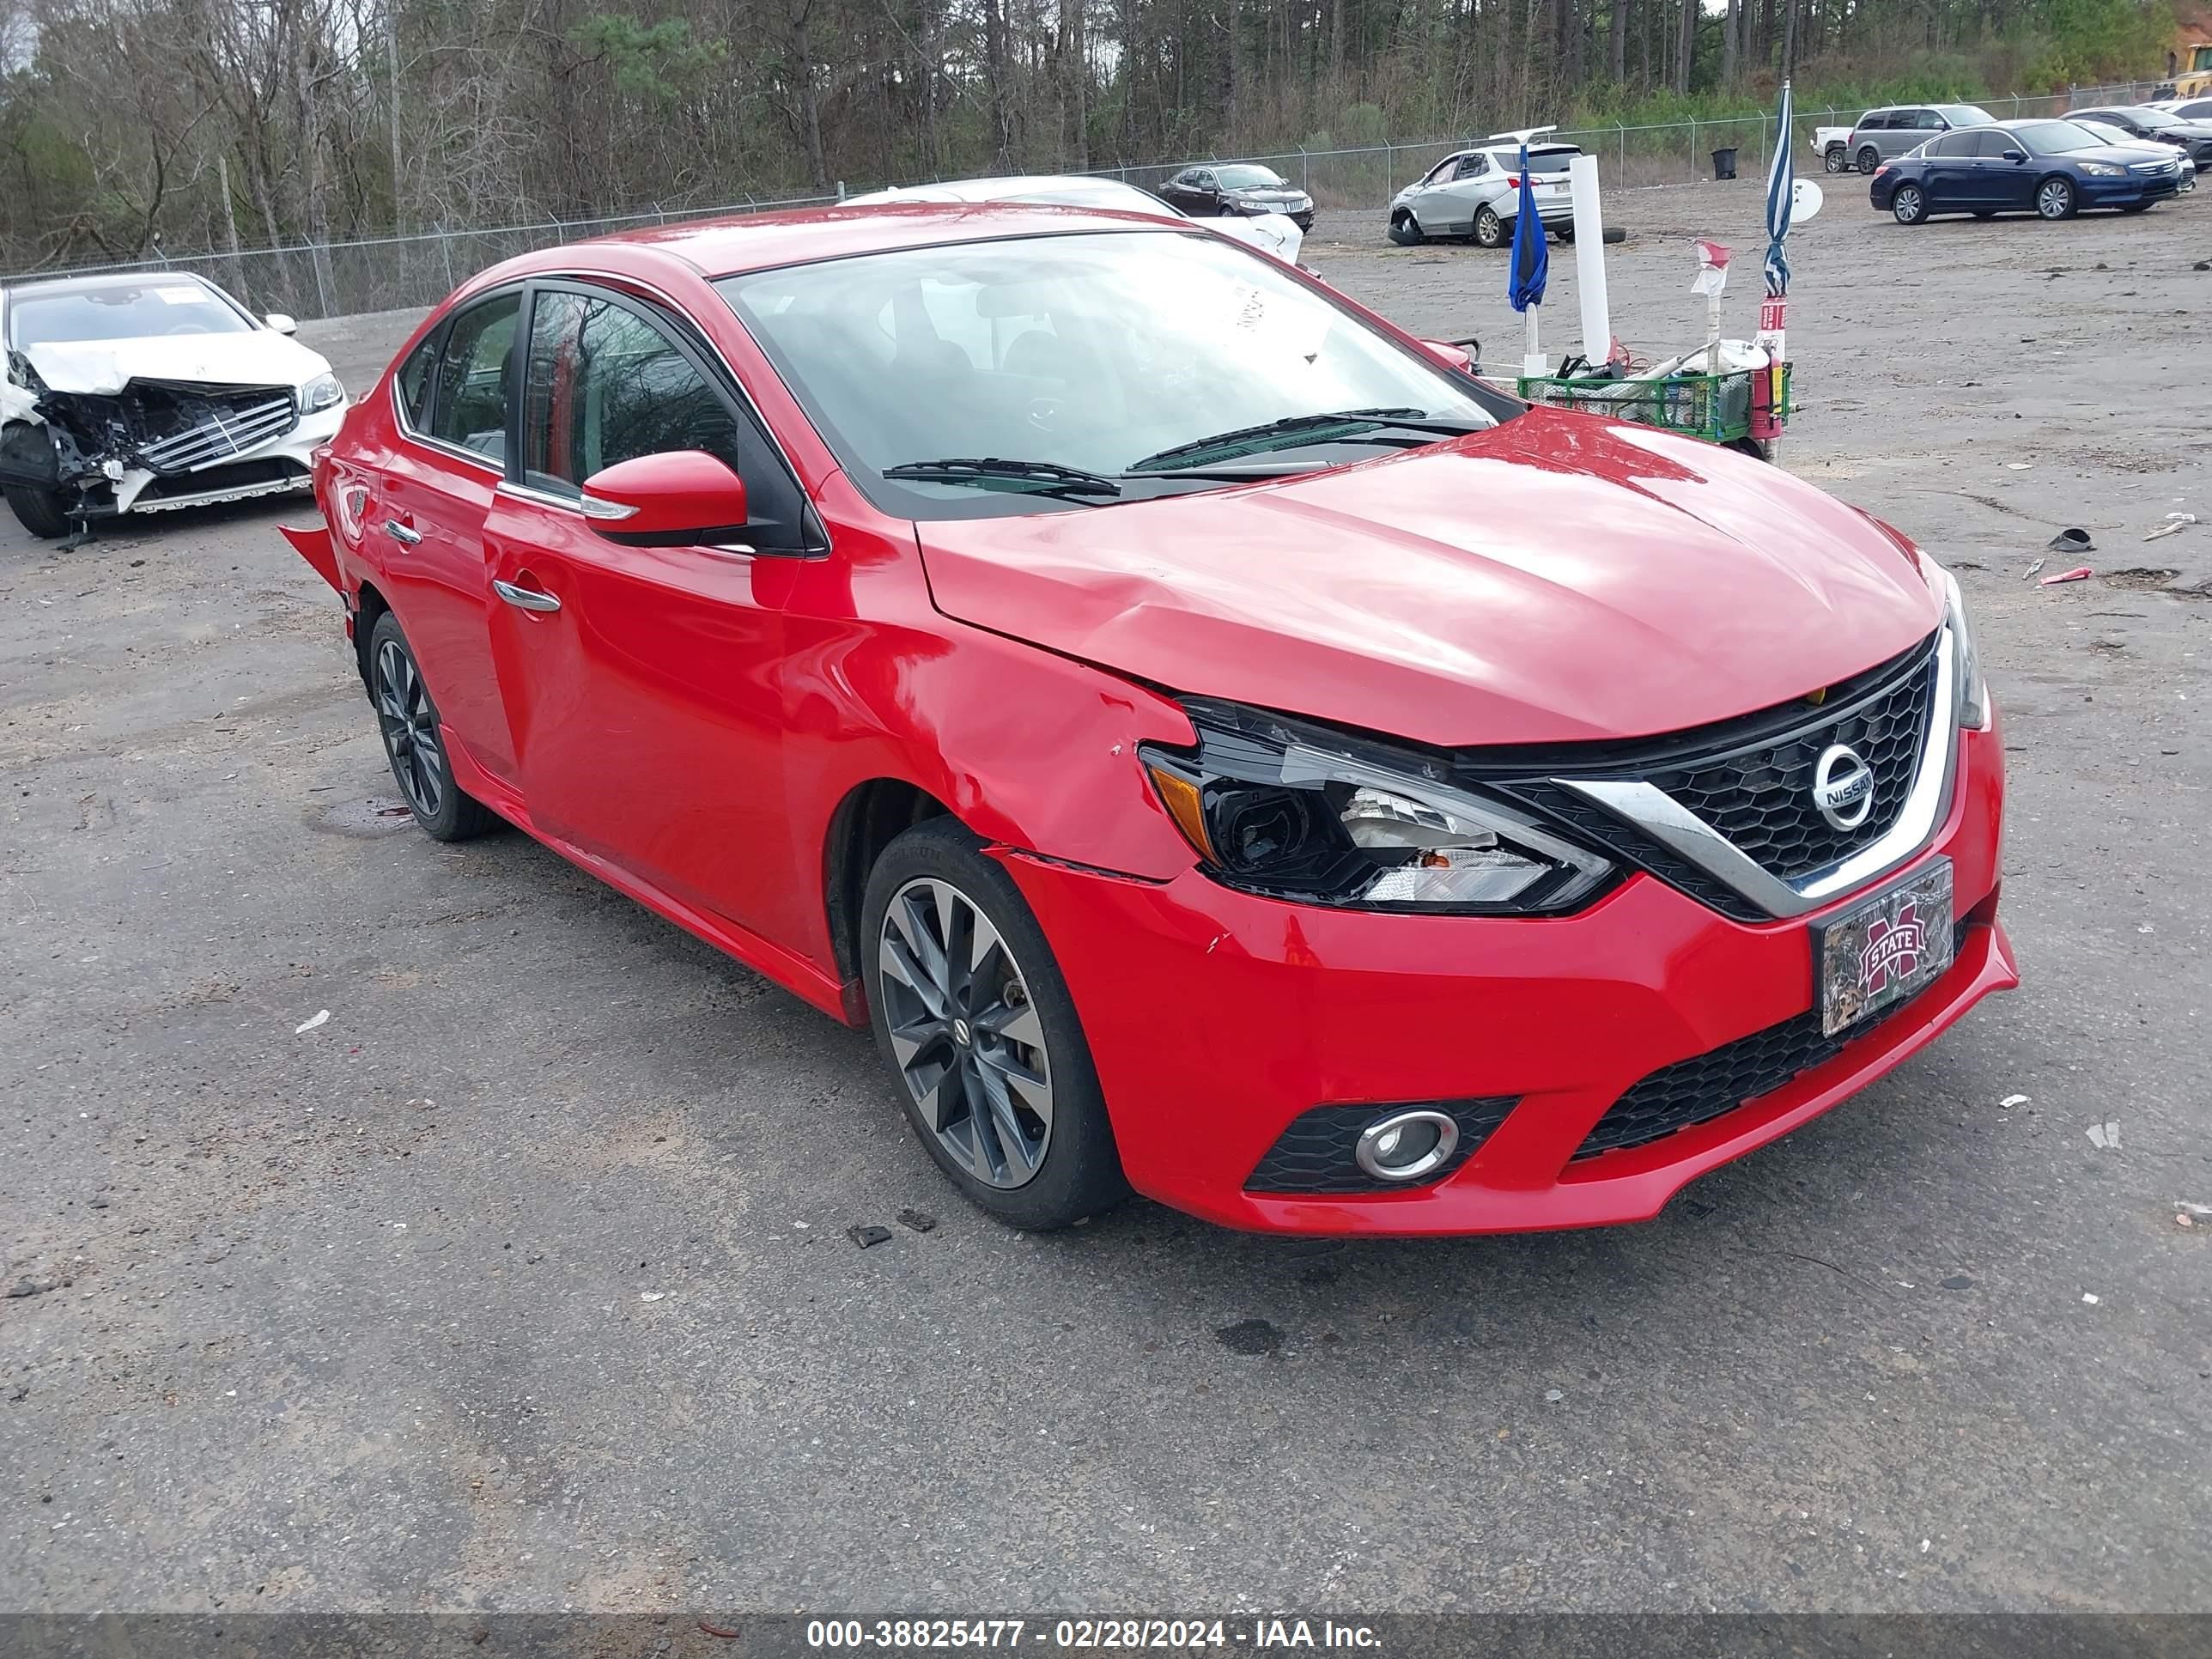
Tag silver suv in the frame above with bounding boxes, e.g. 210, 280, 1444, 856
1842, 104, 1995, 173
1388, 138, 1582, 248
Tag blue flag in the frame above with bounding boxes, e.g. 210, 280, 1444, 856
1508, 143, 1548, 313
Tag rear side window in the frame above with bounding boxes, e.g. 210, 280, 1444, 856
1858, 112, 1890, 131
396, 331, 439, 428
427, 292, 520, 462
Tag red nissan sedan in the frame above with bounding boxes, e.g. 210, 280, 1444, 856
283, 204, 2016, 1235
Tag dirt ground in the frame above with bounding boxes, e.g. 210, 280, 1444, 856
3, 180, 2209, 1616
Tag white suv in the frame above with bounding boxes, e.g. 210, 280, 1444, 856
1388, 138, 1581, 249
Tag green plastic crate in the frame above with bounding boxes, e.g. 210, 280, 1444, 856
1515, 362, 1793, 446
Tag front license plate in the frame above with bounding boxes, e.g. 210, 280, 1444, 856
1814, 860, 1954, 1037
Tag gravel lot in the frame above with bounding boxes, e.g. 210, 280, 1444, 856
3, 180, 2209, 1616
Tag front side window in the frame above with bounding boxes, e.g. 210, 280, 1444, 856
8, 279, 252, 349
1912, 109, 1947, 130
719, 229, 1507, 520
520, 289, 744, 495
396, 331, 440, 428
2017, 120, 2106, 155
1419, 156, 1461, 186
1453, 155, 1488, 180
1968, 131, 2014, 157
427, 292, 520, 460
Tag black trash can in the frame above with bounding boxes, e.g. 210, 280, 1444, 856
1711, 147, 1740, 180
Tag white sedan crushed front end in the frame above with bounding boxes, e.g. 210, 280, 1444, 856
0, 272, 345, 540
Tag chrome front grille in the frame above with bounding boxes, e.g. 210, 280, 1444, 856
136, 390, 297, 473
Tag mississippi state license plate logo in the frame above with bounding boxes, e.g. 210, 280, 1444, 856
1858, 901, 1928, 996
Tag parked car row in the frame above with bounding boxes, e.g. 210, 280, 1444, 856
1868, 112, 2197, 225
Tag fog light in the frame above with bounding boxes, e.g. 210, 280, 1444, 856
1354, 1109, 1460, 1183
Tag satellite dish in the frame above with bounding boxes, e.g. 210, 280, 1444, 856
1792, 178, 1826, 222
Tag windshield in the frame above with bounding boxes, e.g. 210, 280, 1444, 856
2014, 120, 2109, 155
718, 229, 1504, 520
1937, 105, 1992, 125
1215, 166, 1288, 190
8, 280, 252, 349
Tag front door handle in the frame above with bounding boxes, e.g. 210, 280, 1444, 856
384, 519, 421, 546
493, 579, 562, 614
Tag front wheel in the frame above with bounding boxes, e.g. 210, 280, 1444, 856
1387, 210, 1424, 246
1824, 145, 1848, 174
862, 817, 1127, 1231
1856, 146, 1880, 174
1892, 183, 1929, 225
1473, 204, 1506, 248
3, 481, 73, 539
2036, 176, 2077, 220
367, 611, 503, 842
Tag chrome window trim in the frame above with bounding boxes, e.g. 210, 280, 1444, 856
388, 283, 523, 477
1551, 626, 1959, 921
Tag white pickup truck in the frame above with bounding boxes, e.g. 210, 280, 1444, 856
1808, 122, 1857, 173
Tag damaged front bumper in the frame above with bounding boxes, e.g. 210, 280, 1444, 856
0, 365, 342, 521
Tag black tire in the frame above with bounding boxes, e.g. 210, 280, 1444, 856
4, 481, 72, 539
1387, 210, 1424, 246
1553, 222, 1575, 244
1891, 183, 1929, 225
1473, 204, 1506, 248
1856, 146, 1880, 174
365, 611, 503, 842
861, 817, 1128, 1231
2036, 175, 2078, 220
1824, 145, 1849, 174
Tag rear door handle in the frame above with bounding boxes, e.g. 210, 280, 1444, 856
384, 519, 421, 546
493, 579, 562, 614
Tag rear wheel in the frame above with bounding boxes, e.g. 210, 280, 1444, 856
1824, 145, 1849, 174
1892, 183, 1929, 225
3, 482, 72, 539
1473, 204, 1506, 247
1856, 145, 1881, 173
862, 817, 1127, 1231
367, 611, 503, 842
2036, 175, 2077, 220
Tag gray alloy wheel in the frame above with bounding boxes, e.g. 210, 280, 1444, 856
2036, 176, 2077, 220
1473, 204, 1506, 247
878, 873, 1057, 1189
861, 817, 1127, 1231
1856, 145, 1880, 173
1892, 183, 1928, 224
1825, 145, 1849, 174
365, 611, 502, 842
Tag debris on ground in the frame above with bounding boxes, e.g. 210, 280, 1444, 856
2047, 528, 2094, 554
2142, 513, 2196, 542
1544, 1389, 1565, 1402
847, 1224, 893, 1249
2081, 1292, 2100, 1305
6, 1279, 46, 1299
896, 1208, 938, 1233
639, 1291, 665, 1302
2000, 1093, 2030, 1108
7, 1383, 27, 1401
1941, 1275, 1973, 1290
2086, 1121, 2122, 1149
2177, 1202, 2211, 1229
2003, 462, 2033, 471
2022, 557, 2045, 580
294, 1009, 331, 1033
2039, 566, 2093, 586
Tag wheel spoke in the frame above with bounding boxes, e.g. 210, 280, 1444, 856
879, 932, 948, 1020
972, 1059, 1038, 1177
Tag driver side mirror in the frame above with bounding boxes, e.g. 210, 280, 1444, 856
264, 313, 298, 335
2002, 149, 2027, 162
580, 449, 750, 547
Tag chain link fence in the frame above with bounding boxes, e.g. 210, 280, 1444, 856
0, 81, 2167, 325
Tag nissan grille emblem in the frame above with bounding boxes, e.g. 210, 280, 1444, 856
1811, 744, 1875, 831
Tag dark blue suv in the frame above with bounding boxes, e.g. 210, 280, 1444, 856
1870, 117, 2183, 223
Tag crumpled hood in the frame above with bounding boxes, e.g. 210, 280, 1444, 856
915, 407, 1942, 747
21, 330, 331, 395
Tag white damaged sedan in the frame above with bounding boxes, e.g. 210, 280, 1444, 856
0, 270, 345, 540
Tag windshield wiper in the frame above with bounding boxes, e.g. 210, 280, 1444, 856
1128, 407, 1487, 473
882, 457, 1121, 499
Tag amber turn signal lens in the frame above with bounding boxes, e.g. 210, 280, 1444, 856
1145, 763, 1216, 863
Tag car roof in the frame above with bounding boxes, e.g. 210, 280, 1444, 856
504, 201, 1191, 283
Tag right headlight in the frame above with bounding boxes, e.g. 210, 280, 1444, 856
1140, 701, 1615, 914
1926, 556, 1990, 731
